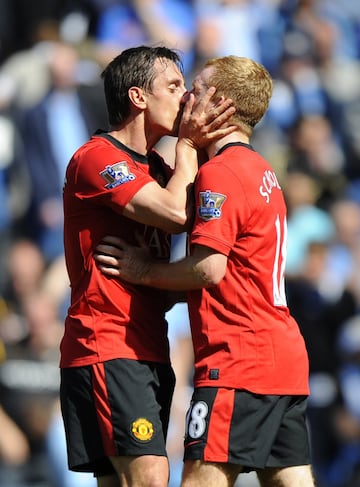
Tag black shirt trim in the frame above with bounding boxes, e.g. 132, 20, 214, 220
216, 142, 255, 157
94, 129, 149, 165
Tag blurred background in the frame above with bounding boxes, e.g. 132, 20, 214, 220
0, 1, 360, 486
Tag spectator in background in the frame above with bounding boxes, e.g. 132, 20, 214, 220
286, 239, 357, 487
194, 0, 267, 67
0, 333, 31, 484
0, 290, 64, 486
322, 198, 360, 306
1, 239, 47, 345
94, 0, 196, 80
283, 170, 335, 276
0, 72, 31, 295
0, 239, 94, 487
132, 0, 196, 80
0, 404, 31, 479
1, 20, 63, 109
0, 0, 62, 61
286, 115, 347, 209
332, 314, 360, 487
19, 40, 107, 263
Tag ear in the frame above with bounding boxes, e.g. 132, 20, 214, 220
214, 95, 225, 107
128, 86, 147, 110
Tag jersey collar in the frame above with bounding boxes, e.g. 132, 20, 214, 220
215, 142, 254, 157
94, 129, 149, 165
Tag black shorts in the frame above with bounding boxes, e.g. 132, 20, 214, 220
60, 359, 175, 476
183, 388, 311, 471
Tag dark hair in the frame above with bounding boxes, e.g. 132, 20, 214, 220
101, 45, 183, 126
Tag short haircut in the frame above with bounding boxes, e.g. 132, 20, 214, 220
205, 56, 273, 136
101, 45, 183, 126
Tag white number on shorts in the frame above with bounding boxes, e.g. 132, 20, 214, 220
186, 401, 209, 439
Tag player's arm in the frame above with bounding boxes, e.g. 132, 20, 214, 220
123, 89, 235, 234
94, 236, 227, 290
121, 139, 196, 234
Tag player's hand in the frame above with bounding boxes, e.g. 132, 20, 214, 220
179, 87, 236, 149
94, 235, 151, 284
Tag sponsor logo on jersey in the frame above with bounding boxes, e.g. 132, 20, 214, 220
100, 161, 136, 189
131, 418, 154, 441
198, 190, 226, 220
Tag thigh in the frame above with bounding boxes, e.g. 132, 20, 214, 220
97, 474, 121, 487
181, 459, 242, 487
110, 455, 170, 487
257, 465, 315, 487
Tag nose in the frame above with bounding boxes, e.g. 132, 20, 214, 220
180, 90, 191, 104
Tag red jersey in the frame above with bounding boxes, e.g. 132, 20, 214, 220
60, 132, 172, 368
188, 143, 310, 395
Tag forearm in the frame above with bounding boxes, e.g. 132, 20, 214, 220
167, 140, 198, 200
159, 139, 197, 231
95, 237, 228, 288
142, 256, 212, 291
142, 247, 227, 290
123, 141, 197, 233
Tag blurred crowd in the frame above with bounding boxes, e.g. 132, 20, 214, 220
0, 0, 360, 486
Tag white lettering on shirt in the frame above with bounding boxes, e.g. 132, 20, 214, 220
259, 170, 281, 203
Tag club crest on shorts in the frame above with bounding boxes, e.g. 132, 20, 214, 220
198, 190, 227, 220
131, 418, 154, 441
100, 161, 135, 189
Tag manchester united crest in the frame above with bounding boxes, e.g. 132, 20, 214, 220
131, 418, 154, 441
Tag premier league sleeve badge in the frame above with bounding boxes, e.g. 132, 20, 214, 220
100, 161, 136, 189
198, 189, 227, 220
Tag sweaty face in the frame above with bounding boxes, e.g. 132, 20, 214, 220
145, 58, 187, 138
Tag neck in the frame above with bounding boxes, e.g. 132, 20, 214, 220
206, 131, 250, 159
109, 116, 159, 155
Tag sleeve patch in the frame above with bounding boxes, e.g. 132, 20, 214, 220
198, 190, 227, 220
99, 161, 136, 189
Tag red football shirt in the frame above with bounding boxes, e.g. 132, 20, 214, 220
188, 143, 310, 395
60, 132, 172, 368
